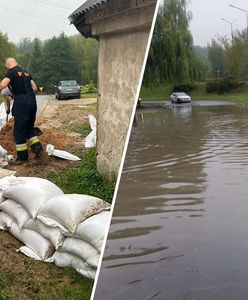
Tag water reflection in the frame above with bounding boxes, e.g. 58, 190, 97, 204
94, 103, 248, 300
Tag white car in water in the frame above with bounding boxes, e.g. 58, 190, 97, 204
170, 92, 191, 104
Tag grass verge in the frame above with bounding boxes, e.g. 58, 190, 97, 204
140, 83, 248, 104
48, 148, 115, 203
81, 93, 97, 99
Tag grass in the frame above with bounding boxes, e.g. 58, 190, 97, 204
0, 265, 94, 300
73, 123, 92, 136
140, 83, 248, 104
81, 93, 97, 99
48, 148, 115, 203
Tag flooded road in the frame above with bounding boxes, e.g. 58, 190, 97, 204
95, 102, 248, 300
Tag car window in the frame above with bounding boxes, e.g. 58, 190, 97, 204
60, 80, 78, 87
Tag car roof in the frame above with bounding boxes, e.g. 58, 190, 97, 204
173, 92, 187, 95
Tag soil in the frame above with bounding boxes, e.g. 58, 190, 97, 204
0, 97, 97, 177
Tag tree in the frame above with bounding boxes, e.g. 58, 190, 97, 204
69, 34, 98, 85
29, 37, 43, 86
17, 37, 33, 70
0, 32, 17, 78
208, 31, 247, 80
143, 0, 206, 87
39, 33, 81, 92
208, 39, 225, 78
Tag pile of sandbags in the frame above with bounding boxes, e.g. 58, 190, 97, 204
0, 146, 12, 168
0, 176, 111, 279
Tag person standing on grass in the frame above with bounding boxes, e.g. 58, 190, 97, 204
0, 58, 43, 165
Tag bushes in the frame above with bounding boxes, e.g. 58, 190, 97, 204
81, 81, 97, 95
172, 83, 196, 93
206, 79, 240, 94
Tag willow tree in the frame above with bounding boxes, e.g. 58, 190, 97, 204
0, 32, 17, 79
144, 0, 206, 86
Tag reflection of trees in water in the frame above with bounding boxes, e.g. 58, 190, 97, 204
113, 106, 209, 218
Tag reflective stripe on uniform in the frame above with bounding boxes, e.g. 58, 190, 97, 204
28, 136, 40, 146
16, 143, 28, 152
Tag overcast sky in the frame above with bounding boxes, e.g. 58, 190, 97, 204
0, 0, 83, 43
189, 0, 248, 46
0, 0, 248, 46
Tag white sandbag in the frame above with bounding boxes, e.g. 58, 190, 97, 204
0, 145, 11, 168
0, 103, 6, 129
18, 246, 42, 261
25, 219, 65, 249
0, 190, 6, 204
37, 215, 69, 233
70, 211, 110, 252
38, 194, 110, 233
61, 238, 99, 268
46, 144, 81, 161
0, 212, 13, 230
85, 131, 96, 148
52, 251, 96, 279
9, 222, 55, 260
88, 114, 96, 131
0, 176, 64, 217
0, 199, 30, 228
85, 114, 96, 148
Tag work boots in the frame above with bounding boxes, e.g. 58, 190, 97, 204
31, 142, 45, 160
9, 159, 29, 166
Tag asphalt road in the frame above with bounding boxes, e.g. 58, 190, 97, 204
36, 95, 51, 116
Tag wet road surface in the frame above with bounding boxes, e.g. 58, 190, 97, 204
94, 101, 248, 300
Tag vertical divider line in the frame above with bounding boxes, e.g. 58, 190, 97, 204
90, 1, 160, 299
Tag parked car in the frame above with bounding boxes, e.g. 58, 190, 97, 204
170, 92, 191, 104
55, 80, 81, 100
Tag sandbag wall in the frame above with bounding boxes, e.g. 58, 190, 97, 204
0, 176, 110, 279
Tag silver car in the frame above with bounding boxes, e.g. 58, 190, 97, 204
55, 80, 81, 100
170, 92, 191, 104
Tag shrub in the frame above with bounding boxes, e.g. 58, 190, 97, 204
81, 81, 97, 94
173, 82, 196, 93
206, 79, 240, 94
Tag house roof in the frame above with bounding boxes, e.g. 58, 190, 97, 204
69, 0, 110, 24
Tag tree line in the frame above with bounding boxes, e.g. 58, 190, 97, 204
144, 0, 248, 89
143, 0, 208, 87
0, 32, 98, 93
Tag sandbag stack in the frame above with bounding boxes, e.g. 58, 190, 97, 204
0, 176, 111, 279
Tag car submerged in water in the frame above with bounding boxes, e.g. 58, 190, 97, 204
170, 92, 191, 104
55, 80, 81, 100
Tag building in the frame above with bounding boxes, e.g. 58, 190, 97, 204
69, 0, 157, 179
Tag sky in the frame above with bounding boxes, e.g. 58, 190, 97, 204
189, 0, 248, 46
0, 0, 248, 46
0, 0, 84, 43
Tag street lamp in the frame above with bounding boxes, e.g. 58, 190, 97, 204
229, 4, 248, 40
221, 18, 236, 40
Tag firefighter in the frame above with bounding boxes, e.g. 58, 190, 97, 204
0, 58, 43, 165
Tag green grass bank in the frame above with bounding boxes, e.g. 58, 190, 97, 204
140, 83, 248, 104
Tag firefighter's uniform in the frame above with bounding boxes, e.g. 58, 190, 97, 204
5, 66, 43, 161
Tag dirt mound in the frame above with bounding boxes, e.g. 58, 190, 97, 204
0, 120, 83, 177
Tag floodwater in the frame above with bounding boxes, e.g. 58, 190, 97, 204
94, 102, 248, 300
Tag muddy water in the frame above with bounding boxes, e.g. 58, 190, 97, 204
95, 103, 248, 300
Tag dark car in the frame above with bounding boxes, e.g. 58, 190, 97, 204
55, 80, 81, 100
170, 92, 191, 104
